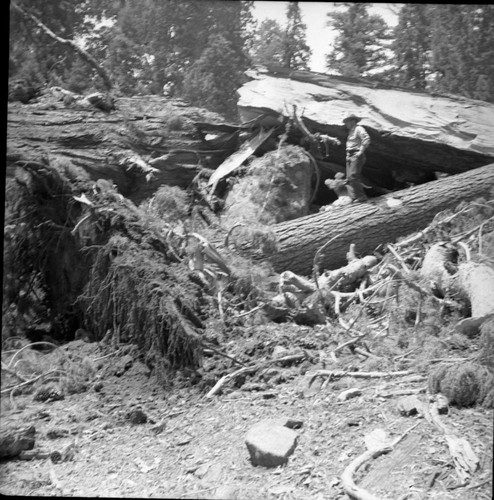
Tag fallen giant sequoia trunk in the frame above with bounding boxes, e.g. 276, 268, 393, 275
264, 164, 494, 275
239, 68, 494, 189
7, 92, 229, 204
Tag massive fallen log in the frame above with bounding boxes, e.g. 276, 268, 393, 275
263, 164, 494, 275
239, 68, 494, 191
7, 92, 229, 204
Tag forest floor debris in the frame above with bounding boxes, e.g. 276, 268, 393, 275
1, 312, 493, 499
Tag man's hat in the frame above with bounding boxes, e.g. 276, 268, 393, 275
342, 113, 362, 124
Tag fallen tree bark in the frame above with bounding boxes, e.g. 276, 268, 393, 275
263, 164, 494, 274
239, 68, 494, 186
7, 93, 227, 204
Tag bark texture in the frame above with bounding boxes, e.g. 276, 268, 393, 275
7, 93, 226, 205
264, 164, 494, 274
239, 69, 494, 189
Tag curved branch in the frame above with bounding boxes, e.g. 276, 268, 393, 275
224, 222, 246, 249
11, 1, 113, 90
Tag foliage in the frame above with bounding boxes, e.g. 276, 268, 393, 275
391, 4, 432, 90
325, 3, 392, 78
10, 1, 493, 105
182, 34, 245, 119
282, 1, 311, 70
250, 19, 285, 67
250, 2, 310, 70
390, 4, 494, 102
428, 5, 494, 102
105, 26, 147, 95
9, 0, 254, 105
9, 0, 97, 87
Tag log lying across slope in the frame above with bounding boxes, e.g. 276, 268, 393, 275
238, 68, 494, 188
6, 93, 229, 204
265, 164, 494, 275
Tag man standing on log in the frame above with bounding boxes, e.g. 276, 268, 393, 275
343, 113, 370, 203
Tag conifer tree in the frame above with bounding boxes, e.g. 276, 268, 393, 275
182, 34, 245, 119
428, 5, 494, 102
392, 4, 432, 90
282, 1, 311, 70
250, 18, 285, 67
325, 3, 391, 78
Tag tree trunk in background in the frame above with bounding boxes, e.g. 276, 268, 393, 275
265, 164, 494, 275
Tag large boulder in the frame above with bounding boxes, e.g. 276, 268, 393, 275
221, 145, 313, 227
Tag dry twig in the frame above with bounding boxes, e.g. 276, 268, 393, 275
1, 368, 65, 394
387, 244, 411, 274
309, 369, 411, 387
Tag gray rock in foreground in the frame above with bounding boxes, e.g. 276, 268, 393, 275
245, 420, 298, 467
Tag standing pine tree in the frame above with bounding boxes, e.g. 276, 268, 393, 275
473, 5, 494, 102
250, 19, 285, 67
392, 4, 432, 90
429, 5, 494, 102
180, 1, 254, 118
325, 3, 391, 78
282, 1, 311, 70
182, 34, 245, 119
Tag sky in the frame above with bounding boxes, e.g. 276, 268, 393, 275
252, 2, 401, 73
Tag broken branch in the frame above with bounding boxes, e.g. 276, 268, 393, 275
309, 369, 412, 387
11, 1, 113, 90
206, 353, 306, 398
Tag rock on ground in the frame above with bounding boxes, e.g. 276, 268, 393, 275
245, 420, 298, 467
0, 425, 36, 459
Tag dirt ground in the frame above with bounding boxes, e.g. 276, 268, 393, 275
1, 323, 492, 500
